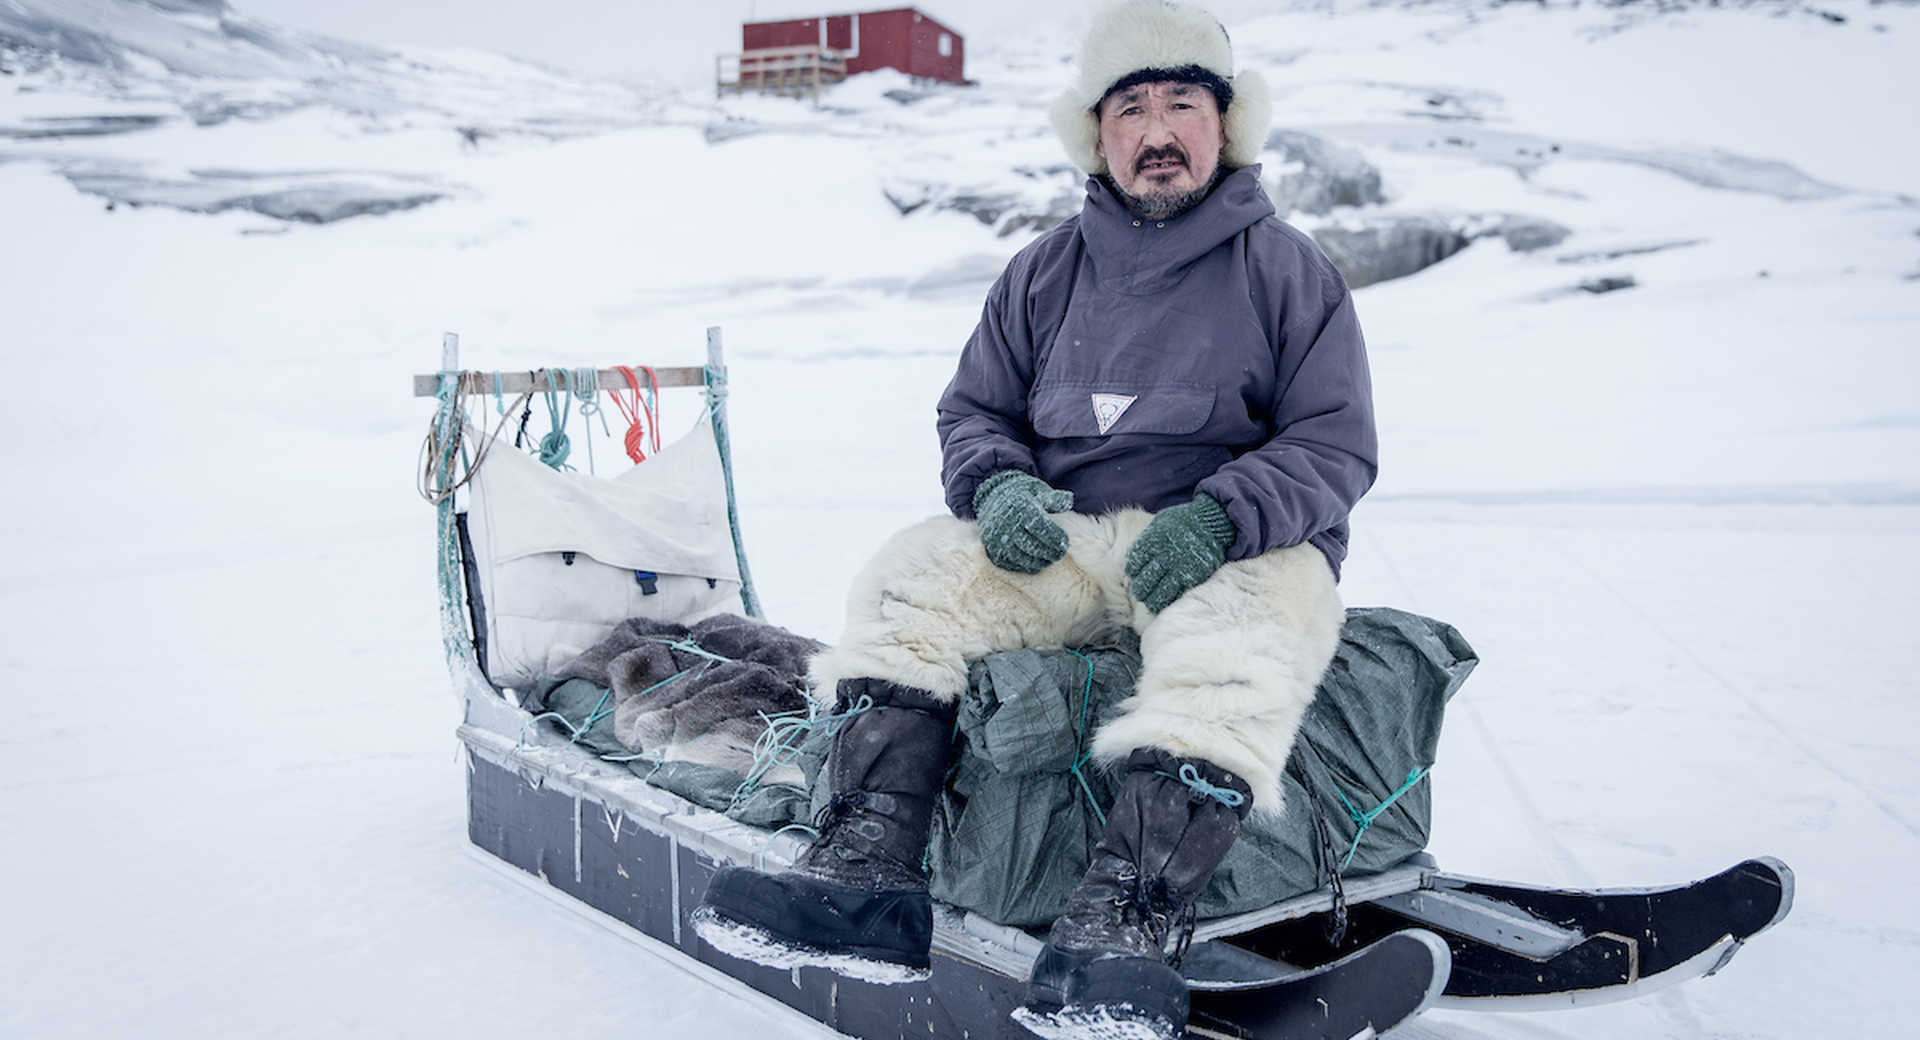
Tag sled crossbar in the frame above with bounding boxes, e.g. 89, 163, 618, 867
1373, 887, 1585, 959
411, 365, 708, 398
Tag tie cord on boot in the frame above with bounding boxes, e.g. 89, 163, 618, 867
833, 677, 961, 719
1164, 762, 1247, 809
1123, 748, 1255, 820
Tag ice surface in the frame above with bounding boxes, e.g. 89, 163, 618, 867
1, 2, 1916, 1039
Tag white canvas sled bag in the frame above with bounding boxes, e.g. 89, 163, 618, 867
462, 415, 743, 690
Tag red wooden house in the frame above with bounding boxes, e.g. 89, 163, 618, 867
719, 7, 965, 98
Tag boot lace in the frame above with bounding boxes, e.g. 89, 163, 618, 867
1108, 863, 1201, 967
810, 790, 865, 838
807, 790, 871, 858
806, 790, 921, 875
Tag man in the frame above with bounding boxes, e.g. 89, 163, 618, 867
694, 2, 1376, 1036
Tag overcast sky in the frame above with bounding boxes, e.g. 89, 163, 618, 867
236, 0, 1118, 90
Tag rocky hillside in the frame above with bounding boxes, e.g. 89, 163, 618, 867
0, 0, 682, 221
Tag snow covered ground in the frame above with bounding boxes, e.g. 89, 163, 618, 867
2, 1, 1916, 1038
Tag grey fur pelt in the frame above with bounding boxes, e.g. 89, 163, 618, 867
554, 614, 823, 774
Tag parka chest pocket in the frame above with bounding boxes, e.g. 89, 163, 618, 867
1028, 382, 1216, 439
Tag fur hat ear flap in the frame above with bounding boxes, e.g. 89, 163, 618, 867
1220, 67, 1271, 169
1050, 89, 1107, 175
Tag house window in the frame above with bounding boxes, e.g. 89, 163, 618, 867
938, 33, 952, 57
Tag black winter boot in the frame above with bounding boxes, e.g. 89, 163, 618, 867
691, 678, 956, 983
1014, 749, 1254, 1040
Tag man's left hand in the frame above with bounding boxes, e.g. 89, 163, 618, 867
1125, 493, 1237, 613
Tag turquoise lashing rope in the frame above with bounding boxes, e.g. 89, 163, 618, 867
728, 693, 877, 812
571, 366, 606, 475
538, 369, 572, 470
644, 636, 736, 666
515, 668, 695, 763
1332, 766, 1431, 872
725, 709, 813, 812
1065, 650, 1107, 827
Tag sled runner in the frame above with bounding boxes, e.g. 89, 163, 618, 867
418, 333, 1794, 1039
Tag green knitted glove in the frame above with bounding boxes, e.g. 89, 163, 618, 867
1125, 493, 1236, 613
972, 470, 1075, 574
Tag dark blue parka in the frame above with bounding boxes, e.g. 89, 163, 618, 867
937, 165, 1377, 578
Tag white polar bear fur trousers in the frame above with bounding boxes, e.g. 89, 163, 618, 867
808, 509, 1343, 817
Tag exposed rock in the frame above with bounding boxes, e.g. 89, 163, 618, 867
704, 120, 768, 145
945, 192, 1022, 226
63, 164, 447, 223
1529, 272, 1639, 302
1311, 215, 1470, 289
144, 1, 229, 14
943, 187, 1082, 237
0, 113, 170, 139
1579, 275, 1637, 294
1, 0, 665, 138
882, 164, 1082, 238
1557, 238, 1705, 263
1318, 122, 1846, 202
1264, 129, 1385, 217
992, 204, 1081, 238
880, 189, 927, 216
881, 88, 938, 106
1450, 212, 1573, 253
1482, 214, 1572, 252
178, 93, 309, 128
1411, 91, 1486, 123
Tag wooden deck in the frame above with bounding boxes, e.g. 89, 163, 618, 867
716, 46, 847, 101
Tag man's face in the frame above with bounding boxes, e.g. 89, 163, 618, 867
1095, 81, 1225, 209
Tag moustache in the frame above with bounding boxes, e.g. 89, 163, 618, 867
1134, 146, 1188, 174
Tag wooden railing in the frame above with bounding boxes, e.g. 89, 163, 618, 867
716, 46, 848, 100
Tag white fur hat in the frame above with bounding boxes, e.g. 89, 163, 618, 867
1048, 0, 1272, 176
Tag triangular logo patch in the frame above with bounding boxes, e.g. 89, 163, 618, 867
1091, 393, 1137, 435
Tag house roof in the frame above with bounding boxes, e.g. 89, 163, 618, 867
743, 7, 962, 39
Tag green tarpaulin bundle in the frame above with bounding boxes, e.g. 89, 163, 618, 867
926, 607, 1476, 926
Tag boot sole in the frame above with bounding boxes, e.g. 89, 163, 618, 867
1013, 956, 1187, 1040
694, 864, 934, 983
1009, 1002, 1179, 1040
691, 906, 933, 986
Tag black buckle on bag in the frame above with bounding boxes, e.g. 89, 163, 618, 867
633, 570, 658, 595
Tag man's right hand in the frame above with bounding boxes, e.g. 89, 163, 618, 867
972, 470, 1075, 574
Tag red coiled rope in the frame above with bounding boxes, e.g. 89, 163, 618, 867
610, 365, 661, 463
